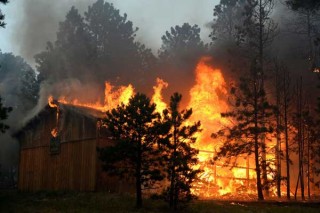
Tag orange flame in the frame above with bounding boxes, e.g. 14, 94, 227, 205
55, 82, 135, 112
51, 128, 58, 137
151, 78, 168, 113
104, 82, 134, 111
48, 96, 58, 108
47, 57, 282, 199
188, 57, 230, 153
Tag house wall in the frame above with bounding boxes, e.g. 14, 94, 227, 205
95, 135, 136, 194
18, 105, 136, 193
19, 138, 96, 191
18, 105, 98, 191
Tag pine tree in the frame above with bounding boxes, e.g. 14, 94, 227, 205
0, 0, 11, 134
158, 23, 207, 102
36, 0, 155, 91
0, 0, 8, 28
273, 61, 292, 199
99, 93, 164, 208
213, 61, 274, 200
161, 93, 201, 210
210, 0, 246, 42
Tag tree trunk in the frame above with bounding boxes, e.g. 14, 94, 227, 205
294, 171, 300, 200
135, 140, 142, 208
296, 77, 305, 200
299, 77, 305, 200
276, 109, 282, 198
284, 70, 291, 200
170, 119, 178, 210
258, 0, 269, 197
275, 61, 282, 198
254, 79, 264, 200
307, 128, 311, 199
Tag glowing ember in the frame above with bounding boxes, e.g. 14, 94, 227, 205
51, 128, 58, 137
48, 95, 60, 122
48, 96, 58, 108
48, 96, 60, 138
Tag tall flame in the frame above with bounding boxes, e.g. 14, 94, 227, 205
47, 57, 281, 198
188, 57, 230, 152
104, 82, 134, 110
151, 78, 168, 113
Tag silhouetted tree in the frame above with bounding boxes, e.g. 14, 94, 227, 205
36, 0, 155, 93
272, 60, 293, 199
210, 0, 246, 42
0, 0, 10, 133
286, 0, 320, 12
158, 23, 207, 102
161, 93, 201, 210
36, 6, 93, 83
209, 0, 249, 79
0, 0, 8, 28
313, 76, 320, 190
213, 61, 274, 201
240, 0, 277, 197
0, 52, 39, 112
99, 93, 164, 208
273, 60, 283, 198
293, 77, 306, 200
159, 23, 206, 62
85, 0, 155, 86
285, 0, 320, 72
299, 106, 318, 199
0, 96, 11, 134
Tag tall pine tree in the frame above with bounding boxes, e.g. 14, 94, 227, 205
213, 61, 274, 200
99, 93, 164, 208
0, 0, 11, 134
161, 93, 201, 210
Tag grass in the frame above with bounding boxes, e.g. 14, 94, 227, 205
0, 190, 320, 213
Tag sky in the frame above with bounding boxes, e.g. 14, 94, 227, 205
0, 0, 219, 66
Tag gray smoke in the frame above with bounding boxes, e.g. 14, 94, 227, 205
11, 0, 95, 65
10, 0, 215, 65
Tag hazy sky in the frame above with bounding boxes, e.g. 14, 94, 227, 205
0, 0, 219, 65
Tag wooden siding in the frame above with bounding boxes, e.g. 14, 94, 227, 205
19, 138, 97, 191
95, 137, 136, 194
18, 104, 135, 193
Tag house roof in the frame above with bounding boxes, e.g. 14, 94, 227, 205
13, 102, 106, 138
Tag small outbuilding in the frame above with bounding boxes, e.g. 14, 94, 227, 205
15, 103, 134, 193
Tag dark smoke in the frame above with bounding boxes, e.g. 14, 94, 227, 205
11, 0, 95, 65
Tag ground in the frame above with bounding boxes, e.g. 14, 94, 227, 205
1, 190, 320, 213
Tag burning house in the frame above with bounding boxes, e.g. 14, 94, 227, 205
15, 100, 135, 193
14, 57, 263, 197
14, 57, 285, 198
